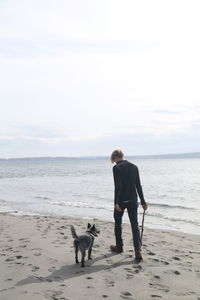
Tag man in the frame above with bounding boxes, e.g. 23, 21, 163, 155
110, 149, 148, 261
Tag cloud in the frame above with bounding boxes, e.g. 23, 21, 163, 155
0, 37, 161, 58
0, 0, 200, 157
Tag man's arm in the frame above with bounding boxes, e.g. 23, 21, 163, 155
135, 167, 147, 210
113, 165, 121, 205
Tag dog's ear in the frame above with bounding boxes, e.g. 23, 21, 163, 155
87, 223, 91, 229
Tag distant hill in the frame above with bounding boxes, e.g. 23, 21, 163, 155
0, 152, 200, 161
128, 152, 200, 159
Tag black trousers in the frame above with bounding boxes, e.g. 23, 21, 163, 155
114, 201, 141, 251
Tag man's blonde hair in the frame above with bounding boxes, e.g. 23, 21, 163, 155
110, 149, 124, 163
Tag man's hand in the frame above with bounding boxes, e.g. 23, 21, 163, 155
142, 203, 148, 211
115, 204, 123, 212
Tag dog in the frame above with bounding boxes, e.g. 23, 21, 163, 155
70, 223, 100, 267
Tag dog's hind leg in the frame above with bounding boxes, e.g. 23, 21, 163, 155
81, 250, 86, 267
74, 240, 79, 264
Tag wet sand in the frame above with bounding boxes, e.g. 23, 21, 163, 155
0, 213, 200, 300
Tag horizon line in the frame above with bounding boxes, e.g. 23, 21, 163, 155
0, 151, 200, 160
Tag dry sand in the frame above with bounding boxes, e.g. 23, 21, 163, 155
0, 213, 200, 300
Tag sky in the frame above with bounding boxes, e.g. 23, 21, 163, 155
0, 0, 200, 158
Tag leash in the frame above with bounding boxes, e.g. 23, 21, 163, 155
140, 209, 146, 242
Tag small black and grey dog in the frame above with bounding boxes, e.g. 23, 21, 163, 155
70, 223, 100, 267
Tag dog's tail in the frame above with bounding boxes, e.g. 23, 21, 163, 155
70, 225, 78, 239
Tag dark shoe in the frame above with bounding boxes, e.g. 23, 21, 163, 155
135, 250, 143, 261
110, 245, 123, 253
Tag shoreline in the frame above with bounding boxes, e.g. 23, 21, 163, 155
1, 209, 200, 237
0, 213, 200, 299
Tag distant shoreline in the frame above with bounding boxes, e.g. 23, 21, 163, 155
0, 152, 200, 160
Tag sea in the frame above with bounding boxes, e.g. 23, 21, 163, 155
0, 156, 200, 235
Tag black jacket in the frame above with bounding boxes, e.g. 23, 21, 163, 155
113, 160, 146, 205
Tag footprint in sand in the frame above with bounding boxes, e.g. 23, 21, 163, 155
32, 266, 40, 272
126, 273, 134, 279
148, 251, 156, 256
106, 280, 115, 287
125, 267, 135, 278
164, 269, 181, 275
3, 246, 13, 252
5, 257, 14, 262
174, 270, 181, 275
124, 266, 138, 279
34, 252, 42, 256
50, 258, 58, 263
31, 247, 42, 251
172, 256, 181, 261
120, 291, 135, 299
151, 295, 162, 298
162, 260, 169, 265
133, 265, 142, 273
5, 278, 13, 282
150, 258, 169, 265
18, 238, 29, 242
19, 244, 27, 248
45, 290, 64, 300
149, 282, 169, 293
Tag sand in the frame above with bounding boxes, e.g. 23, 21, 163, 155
0, 213, 200, 300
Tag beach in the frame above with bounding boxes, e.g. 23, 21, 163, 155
0, 213, 200, 300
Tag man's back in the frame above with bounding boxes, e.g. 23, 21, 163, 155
113, 160, 145, 205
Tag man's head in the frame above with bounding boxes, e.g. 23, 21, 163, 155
111, 149, 124, 163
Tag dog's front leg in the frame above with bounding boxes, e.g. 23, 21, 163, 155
75, 250, 79, 264
88, 239, 94, 260
88, 247, 92, 260
81, 250, 86, 267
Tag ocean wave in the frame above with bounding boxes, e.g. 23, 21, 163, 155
147, 211, 200, 226
46, 200, 199, 227
47, 199, 195, 212
149, 202, 195, 210
46, 200, 113, 211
